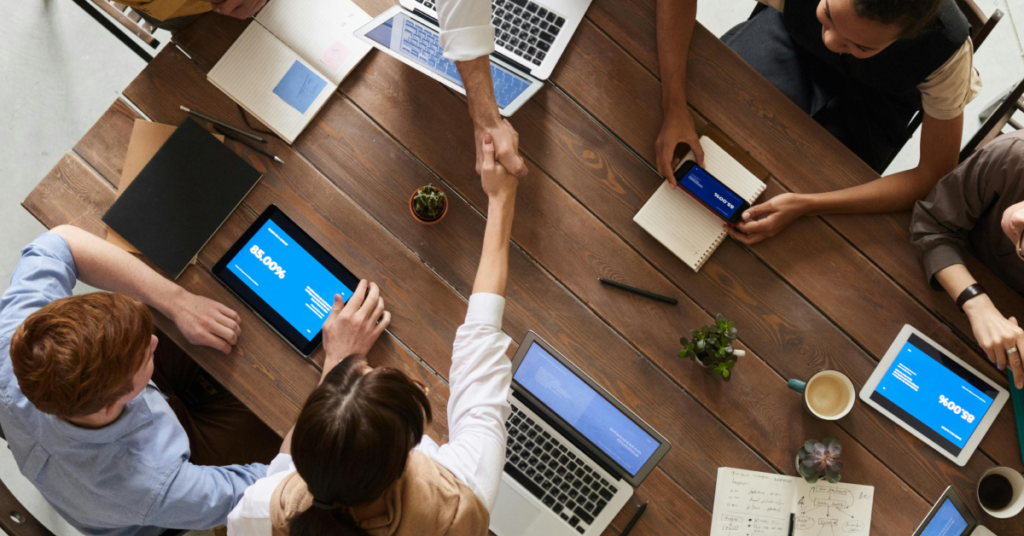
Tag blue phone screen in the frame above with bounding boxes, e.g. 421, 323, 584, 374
676, 164, 745, 221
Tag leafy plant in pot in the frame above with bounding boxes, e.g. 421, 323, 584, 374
409, 184, 448, 225
796, 437, 843, 483
678, 313, 744, 380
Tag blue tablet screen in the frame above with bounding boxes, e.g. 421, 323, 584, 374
227, 220, 354, 341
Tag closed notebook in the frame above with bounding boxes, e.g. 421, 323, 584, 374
634, 136, 766, 272
102, 118, 262, 279
207, 0, 372, 144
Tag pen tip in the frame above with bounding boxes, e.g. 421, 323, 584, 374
275, 157, 284, 164
179, 105, 189, 112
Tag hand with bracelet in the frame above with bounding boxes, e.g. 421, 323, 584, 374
937, 267, 1024, 388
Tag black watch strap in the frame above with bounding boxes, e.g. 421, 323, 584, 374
956, 283, 986, 312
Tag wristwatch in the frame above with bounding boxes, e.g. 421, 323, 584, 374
956, 283, 986, 312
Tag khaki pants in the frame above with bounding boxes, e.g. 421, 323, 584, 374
151, 332, 281, 467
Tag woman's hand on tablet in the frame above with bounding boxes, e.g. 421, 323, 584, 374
322, 280, 391, 379
964, 295, 1024, 387
169, 290, 242, 355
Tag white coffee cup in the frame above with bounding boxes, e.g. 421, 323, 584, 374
977, 466, 1024, 518
787, 370, 856, 421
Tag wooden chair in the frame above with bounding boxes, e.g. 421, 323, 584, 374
958, 77, 1024, 160
68, 0, 161, 62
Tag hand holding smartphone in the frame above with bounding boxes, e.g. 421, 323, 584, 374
674, 161, 750, 226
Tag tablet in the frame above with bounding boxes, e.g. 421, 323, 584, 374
212, 205, 360, 356
860, 325, 1009, 467
912, 487, 980, 536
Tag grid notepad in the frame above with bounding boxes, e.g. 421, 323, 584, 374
207, 0, 372, 144
633, 137, 766, 271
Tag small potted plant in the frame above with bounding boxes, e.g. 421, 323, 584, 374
409, 184, 448, 225
678, 313, 744, 380
796, 437, 843, 483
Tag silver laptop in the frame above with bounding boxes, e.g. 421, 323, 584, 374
400, 0, 591, 80
492, 332, 670, 536
912, 487, 997, 536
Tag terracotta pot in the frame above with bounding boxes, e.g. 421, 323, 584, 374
409, 188, 448, 225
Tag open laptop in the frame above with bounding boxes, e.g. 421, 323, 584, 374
492, 332, 671, 536
912, 486, 996, 536
400, 0, 591, 80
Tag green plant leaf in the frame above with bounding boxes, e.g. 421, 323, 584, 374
722, 369, 730, 380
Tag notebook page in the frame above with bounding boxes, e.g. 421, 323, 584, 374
633, 136, 766, 271
208, 24, 335, 144
791, 478, 873, 535
256, 0, 373, 86
710, 468, 797, 536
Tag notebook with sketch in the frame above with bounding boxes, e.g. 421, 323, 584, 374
710, 468, 874, 536
633, 136, 766, 272
208, 0, 372, 144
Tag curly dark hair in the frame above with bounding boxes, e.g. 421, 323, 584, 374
853, 0, 944, 38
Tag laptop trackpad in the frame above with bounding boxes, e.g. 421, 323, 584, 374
490, 482, 542, 535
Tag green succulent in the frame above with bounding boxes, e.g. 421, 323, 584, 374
413, 185, 447, 221
678, 313, 740, 381
797, 437, 843, 484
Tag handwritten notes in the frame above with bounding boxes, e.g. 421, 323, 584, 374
710, 468, 874, 536
272, 60, 328, 114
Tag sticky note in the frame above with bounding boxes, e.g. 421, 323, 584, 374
273, 61, 328, 114
320, 40, 351, 73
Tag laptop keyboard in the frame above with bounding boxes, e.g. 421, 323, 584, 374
504, 405, 616, 534
412, 0, 566, 67
398, 18, 532, 108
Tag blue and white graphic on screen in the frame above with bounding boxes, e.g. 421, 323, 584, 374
228, 221, 353, 341
515, 344, 660, 476
875, 341, 995, 448
365, 14, 531, 109
919, 499, 969, 536
678, 165, 745, 219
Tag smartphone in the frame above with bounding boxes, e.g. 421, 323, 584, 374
674, 161, 750, 226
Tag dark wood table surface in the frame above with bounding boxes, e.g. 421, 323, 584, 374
23, 0, 1024, 534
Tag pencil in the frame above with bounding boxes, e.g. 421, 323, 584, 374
180, 105, 265, 143
621, 502, 647, 536
599, 279, 678, 305
214, 126, 285, 164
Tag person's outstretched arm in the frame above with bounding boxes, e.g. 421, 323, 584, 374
437, 0, 528, 177
474, 132, 519, 296
48, 225, 241, 354
656, 0, 704, 177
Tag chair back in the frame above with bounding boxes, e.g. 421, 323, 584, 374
959, 78, 1024, 160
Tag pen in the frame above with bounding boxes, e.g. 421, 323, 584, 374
214, 126, 285, 164
621, 501, 647, 536
180, 105, 266, 143
788, 513, 794, 536
599, 279, 678, 305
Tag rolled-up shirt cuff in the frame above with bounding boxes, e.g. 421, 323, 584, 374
465, 293, 506, 328
922, 243, 966, 291
441, 25, 496, 61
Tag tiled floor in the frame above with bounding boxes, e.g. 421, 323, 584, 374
1, 0, 1023, 534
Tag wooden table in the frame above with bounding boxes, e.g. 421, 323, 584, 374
23, 1, 1024, 533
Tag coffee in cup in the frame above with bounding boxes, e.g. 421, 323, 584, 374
788, 370, 856, 420
976, 466, 1024, 518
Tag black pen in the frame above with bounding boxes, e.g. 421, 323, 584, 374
214, 126, 285, 164
621, 502, 647, 536
599, 279, 677, 305
788, 513, 795, 536
181, 105, 266, 143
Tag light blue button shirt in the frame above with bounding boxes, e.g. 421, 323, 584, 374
0, 233, 267, 536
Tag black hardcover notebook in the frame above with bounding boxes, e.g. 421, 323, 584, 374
102, 118, 262, 279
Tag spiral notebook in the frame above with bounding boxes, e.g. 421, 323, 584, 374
634, 137, 766, 272
207, 0, 372, 144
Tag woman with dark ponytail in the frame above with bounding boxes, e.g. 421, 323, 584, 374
227, 134, 521, 536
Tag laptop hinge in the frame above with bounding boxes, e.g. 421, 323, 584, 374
511, 390, 623, 481
491, 51, 533, 76
412, 8, 439, 26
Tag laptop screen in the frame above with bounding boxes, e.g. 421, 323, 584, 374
363, 13, 533, 109
918, 498, 970, 536
514, 342, 662, 476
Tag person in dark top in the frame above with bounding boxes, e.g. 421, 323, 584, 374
911, 132, 1024, 388
656, 0, 980, 245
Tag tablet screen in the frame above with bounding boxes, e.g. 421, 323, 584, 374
869, 334, 998, 456
918, 498, 970, 536
226, 219, 354, 341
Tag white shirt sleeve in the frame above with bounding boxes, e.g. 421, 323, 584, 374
226, 453, 297, 536
436, 0, 495, 61
426, 293, 513, 511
